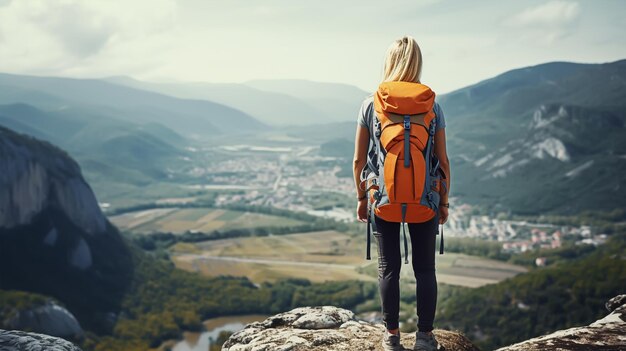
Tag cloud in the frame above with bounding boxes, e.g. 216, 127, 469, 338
0, 0, 623, 94
509, 0, 580, 27
0, 0, 177, 75
503, 1, 580, 44
31, 2, 116, 57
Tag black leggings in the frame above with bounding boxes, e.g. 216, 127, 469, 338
373, 213, 438, 332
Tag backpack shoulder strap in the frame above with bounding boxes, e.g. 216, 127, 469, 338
364, 98, 379, 261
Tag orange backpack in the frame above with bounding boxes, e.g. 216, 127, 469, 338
360, 81, 447, 262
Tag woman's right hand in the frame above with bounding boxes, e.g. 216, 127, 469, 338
438, 206, 448, 224
357, 199, 368, 222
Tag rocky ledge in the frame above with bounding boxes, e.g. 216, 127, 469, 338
6, 300, 83, 340
0, 329, 82, 351
222, 306, 478, 351
224, 295, 626, 351
496, 294, 626, 351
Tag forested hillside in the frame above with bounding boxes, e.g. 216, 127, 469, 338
437, 232, 626, 350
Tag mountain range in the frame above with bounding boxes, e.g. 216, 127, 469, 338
439, 59, 626, 214
1, 121, 623, 350
0, 102, 190, 189
105, 76, 369, 126
1, 62, 624, 349
0, 126, 377, 349
311, 59, 626, 215
0, 72, 265, 139
1, 59, 625, 214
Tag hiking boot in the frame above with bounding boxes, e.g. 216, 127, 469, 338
413, 331, 438, 351
382, 330, 401, 351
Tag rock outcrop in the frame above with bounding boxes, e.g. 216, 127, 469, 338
7, 301, 83, 339
222, 295, 626, 351
0, 126, 133, 333
0, 329, 83, 351
222, 306, 478, 351
496, 294, 626, 351
0, 126, 107, 236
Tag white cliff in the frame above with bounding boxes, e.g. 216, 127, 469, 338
0, 128, 107, 235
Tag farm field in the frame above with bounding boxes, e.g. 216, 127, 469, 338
108, 207, 305, 234
170, 230, 527, 287
172, 230, 373, 283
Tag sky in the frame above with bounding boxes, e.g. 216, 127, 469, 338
0, 0, 625, 94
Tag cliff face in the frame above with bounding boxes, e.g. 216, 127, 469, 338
222, 306, 479, 351
0, 125, 133, 334
0, 126, 107, 237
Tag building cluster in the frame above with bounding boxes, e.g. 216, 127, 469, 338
501, 228, 563, 253
432, 202, 608, 257
206, 145, 353, 221
192, 143, 610, 255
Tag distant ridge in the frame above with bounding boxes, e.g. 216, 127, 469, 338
0, 102, 189, 185
104, 76, 370, 126
0, 72, 267, 139
436, 58, 626, 214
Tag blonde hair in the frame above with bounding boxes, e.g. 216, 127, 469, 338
381, 36, 423, 83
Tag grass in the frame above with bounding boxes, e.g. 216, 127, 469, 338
173, 255, 374, 283
359, 251, 527, 287
109, 207, 305, 234
168, 208, 211, 221
192, 230, 357, 262
170, 230, 527, 287
216, 210, 243, 221
91, 181, 200, 210
172, 230, 374, 283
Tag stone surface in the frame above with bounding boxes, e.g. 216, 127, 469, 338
0, 125, 133, 334
222, 306, 478, 351
0, 129, 107, 236
495, 294, 626, 351
606, 294, 626, 313
0, 329, 83, 351
7, 302, 83, 339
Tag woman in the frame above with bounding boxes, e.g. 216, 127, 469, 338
352, 36, 450, 351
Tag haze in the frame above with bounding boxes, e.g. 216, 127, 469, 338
0, 0, 625, 93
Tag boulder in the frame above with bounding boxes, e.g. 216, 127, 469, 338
222, 306, 478, 351
0, 329, 82, 351
7, 302, 83, 339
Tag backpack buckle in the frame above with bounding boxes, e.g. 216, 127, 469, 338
373, 190, 382, 202
403, 117, 411, 130
426, 191, 437, 209
429, 123, 436, 135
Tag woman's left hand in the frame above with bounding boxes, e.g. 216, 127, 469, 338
357, 199, 368, 222
438, 206, 448, 224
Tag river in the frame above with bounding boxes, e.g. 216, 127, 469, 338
172, 314, 268, 351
